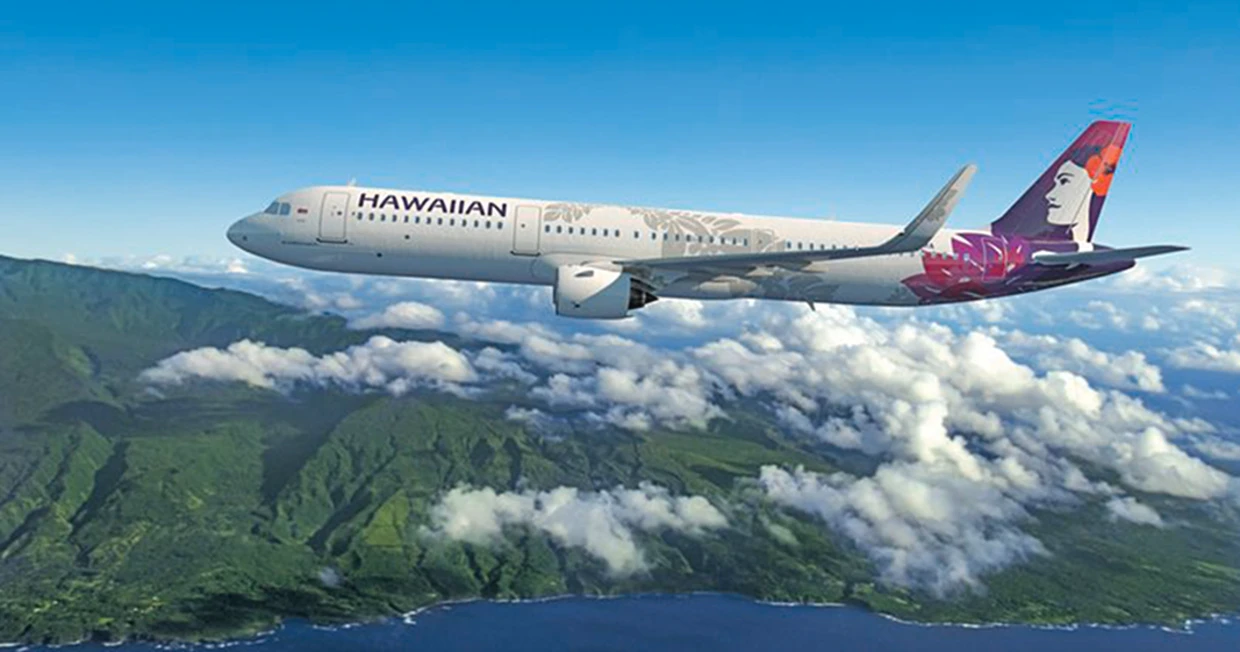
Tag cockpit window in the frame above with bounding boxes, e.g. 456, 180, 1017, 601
265, 201, 281, 215
279, 202, 291, 216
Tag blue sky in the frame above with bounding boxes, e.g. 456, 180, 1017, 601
2, 1, 1238, 263
5, 2, 1240, 591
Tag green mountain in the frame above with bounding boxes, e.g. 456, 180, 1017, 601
0, 255, 1237, 645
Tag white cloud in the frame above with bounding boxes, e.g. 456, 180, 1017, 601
1191, 437, 1240, 462
1067, 300, 1131, 331
528, 363, 722, 432
351, 301, 446, 330
759, 465, 1046, 595
472, 347, 537, 384
131, 271, 1240, 594
1110, 264, 1240, 293
455, 316, 559, 346
141, 336, 477, 394
1104, 496, 1165, 527
427, 483, 727, 576
1181, 385, 1230, 400
998, 330, 1165, 393
1171, 299, 1240, 333
1166, 335, 1240, 374
1103, 428, 1232, 500
677, 307, 1233, 591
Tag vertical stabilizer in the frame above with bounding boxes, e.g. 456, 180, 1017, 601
990, 121, 1129, 243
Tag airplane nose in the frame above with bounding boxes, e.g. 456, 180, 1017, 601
226, 219, 249, 247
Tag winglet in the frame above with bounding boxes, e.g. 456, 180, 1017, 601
881, 164, 977, 252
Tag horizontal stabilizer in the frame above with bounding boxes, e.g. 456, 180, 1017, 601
1030, 244, 1189, 266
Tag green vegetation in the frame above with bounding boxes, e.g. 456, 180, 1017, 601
0, 255, 1237, 644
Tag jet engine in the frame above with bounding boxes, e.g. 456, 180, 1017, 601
553, 264, 657, 319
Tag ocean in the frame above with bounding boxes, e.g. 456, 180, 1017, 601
16, 594, 1240, 651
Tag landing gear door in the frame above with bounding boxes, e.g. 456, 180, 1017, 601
512, 205, 542, 255
319, 192, 350, 243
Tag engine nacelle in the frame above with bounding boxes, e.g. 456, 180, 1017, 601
553, 264, 657, 319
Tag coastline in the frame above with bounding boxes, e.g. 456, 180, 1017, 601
5, 592, 1239, 650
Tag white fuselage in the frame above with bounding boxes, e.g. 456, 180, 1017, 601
228, 185, 988, 307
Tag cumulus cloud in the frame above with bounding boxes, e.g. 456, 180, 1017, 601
1181, 385, 1230, 400
1191, 437, 1240, 462
427, 483, 727, 575
1110, 264, 1240, 293
1107, 429, 1231, 499
998, 330, 1165, 393
1104, 496, 1165, 527
1067, 300, 1131, 331
133, 272, 1238, 593
1166, 335, 1240, 374
759, 465, 1046, 594
676, 307, 1232, 591
351, 301, 446, 330
141, 336, 477, 394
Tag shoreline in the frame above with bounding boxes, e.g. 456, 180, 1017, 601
5, 592, 1238, 648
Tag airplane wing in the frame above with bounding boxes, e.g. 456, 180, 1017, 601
1030, 244, 1189, 266
619, 164, 976, 274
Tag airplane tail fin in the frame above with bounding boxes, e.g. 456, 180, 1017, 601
990, 120, 1130, 243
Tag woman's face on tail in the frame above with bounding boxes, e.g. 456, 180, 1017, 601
1044, 160, 1091, 226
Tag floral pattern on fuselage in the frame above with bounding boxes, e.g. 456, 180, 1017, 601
900, 233, 1130, 304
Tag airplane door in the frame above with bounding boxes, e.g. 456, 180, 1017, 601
512, 205, 542, 255
319, 192, 350, 243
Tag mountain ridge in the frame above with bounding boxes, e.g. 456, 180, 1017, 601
0, 255, 1237, 645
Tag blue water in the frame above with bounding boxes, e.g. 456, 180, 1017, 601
20, 594, 1240, 651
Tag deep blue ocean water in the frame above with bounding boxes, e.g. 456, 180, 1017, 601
17, 594, 1240, 651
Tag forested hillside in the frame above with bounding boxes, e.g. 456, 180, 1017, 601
1, 256, 1237, 645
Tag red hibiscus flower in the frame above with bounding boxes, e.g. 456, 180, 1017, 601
1086, 144, 1122, 196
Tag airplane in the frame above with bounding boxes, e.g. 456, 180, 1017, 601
227, 121, 1187, 319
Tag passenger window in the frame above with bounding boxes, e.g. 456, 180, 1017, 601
545, 225, 550, 233
744, 238, 749, 247
438, 217, 443, 225
497, 222, 502, 230
369, 213, 375, 221
592, 228, 598, 236
486, 221, 491, 229
674, 234, 681, 242
449, 219, 455, 226
556, 225, 563, 233
663, 233, 668, 241
474, 220, 480, 228
651, 232, 657, 240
